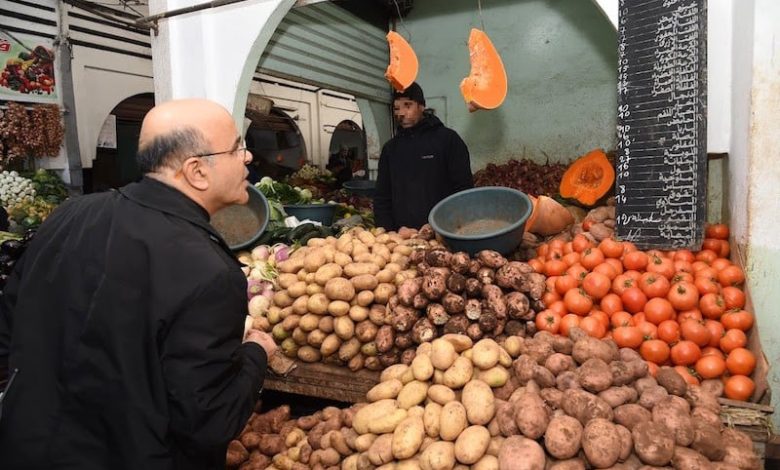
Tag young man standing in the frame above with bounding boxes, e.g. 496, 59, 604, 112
373, 82, 473, 230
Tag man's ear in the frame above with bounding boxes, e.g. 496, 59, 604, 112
180, 157, 210, 191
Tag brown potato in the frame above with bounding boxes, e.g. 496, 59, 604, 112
544, 415, 582, 460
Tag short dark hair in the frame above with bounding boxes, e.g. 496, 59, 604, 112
136, 127, 210, 173
393, 82, 425, 106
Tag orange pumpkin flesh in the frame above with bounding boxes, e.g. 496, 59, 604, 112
385, 31, 419, 92
460, 28, 508, 112
559, 149, 615, 206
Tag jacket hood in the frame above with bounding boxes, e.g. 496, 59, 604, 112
397, 113, 443, 136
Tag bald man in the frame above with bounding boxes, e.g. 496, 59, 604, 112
0, 99, 276, 470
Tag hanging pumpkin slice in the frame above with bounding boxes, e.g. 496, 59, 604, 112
559, 149, 616, 206
385, 31, 419, 92
460, 28, 508, 112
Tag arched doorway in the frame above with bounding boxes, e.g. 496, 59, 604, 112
245, 107, 307, 182
326, 120, 367, 185
84, 93, 155, 193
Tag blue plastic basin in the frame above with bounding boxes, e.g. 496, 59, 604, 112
343, 179, 377, 197
428, 186, 533, 255
210, 184, 270, 251
284, 204, 337, 226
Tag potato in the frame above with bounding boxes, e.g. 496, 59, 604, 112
638, 385, 669, 410
572, 337, 617, 365
472, 454, 499, 470
443, 356, 473, 389
581, 418, 621, 468
656, 367, 688, 397
278, 273, 299, 289
351, 274, 379, 292
495, 400, 519, 437
392, 415, 426, 459
598, 386, 638, 409
355, 290, 375, 307
273, 290, 294, 308
671, 447, 711, 469
327, 300, 350, 317
498, 436, 545, 470
577, 358, 613, 393
381, 364, 410, 382
613, 404, 652, 431
298, 345, 322, 363
333, 251, 353, 267
561, 389, 613, 425
700, 379, 725, 398
547, 459, 586, 470
544, 415, 583, 459
333, 316, 355, 340
306, 293, 329, 315
412, 353, 435, 381
690, 421, 726, 461
428, 384, 457, 405
478, 366, 510, 388
287, 280, 308, 299
632, 421, 675, 466
349, 305, 369, 322
398, 381, 429, 409
424, 402, 443, 438
374, 283, 397, 304
685, 384, 721, 413
691, 406, 721, 430
722, 445, 762, 470
419, 441, 456, 470
353, 399, 398, 434
440, 334, 473, 353
544, 353, 575, 376
461, 380, 496, 425
431, 339, 459, 370
454, 425, 491, 464
652, 398, 693, 446
324, 278, 356, 302
279, 257, 305, 274
303, 250, 328, 272
344, 262, 380, 278
367, 379, 403, 402
368, 433, 394, 466
615, 424, 632, 462
513, 391, 550, 440
314, 263, 343, 285
320, 334, 341, 356
439, 402, 468, 441
354, 433, 378, 452
504, 336, 523, 358
471, 339, 500, 370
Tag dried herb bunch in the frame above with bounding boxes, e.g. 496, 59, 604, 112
0, 103, 64, 166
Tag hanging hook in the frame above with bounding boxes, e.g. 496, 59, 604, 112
477, 0, 486, 32
391, 0, 412, 42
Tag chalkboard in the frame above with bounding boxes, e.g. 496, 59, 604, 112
615, 0, 707, 250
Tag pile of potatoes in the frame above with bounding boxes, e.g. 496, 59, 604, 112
384, 248, 547, 350
250, 226, 440, 370
230, 330, 762, 470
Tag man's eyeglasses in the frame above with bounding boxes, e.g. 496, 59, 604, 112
192, 145, 249, 160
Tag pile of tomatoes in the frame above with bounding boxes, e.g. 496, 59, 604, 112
529, 223, 758, 401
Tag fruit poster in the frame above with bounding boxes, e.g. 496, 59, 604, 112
0, 32, 58, 104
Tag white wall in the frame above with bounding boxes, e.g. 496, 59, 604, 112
70, 47, 154, 169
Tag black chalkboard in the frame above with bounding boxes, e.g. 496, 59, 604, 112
615, 0, 707, 250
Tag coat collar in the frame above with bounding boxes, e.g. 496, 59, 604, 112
118, 177, 236, 257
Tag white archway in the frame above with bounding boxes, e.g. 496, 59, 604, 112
148, 0, 295, 131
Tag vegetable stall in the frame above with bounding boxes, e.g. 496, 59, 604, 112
229, 151, 770, 466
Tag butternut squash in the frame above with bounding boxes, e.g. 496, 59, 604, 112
559, 149, 615, 206
385, 31, 419, 92
460, 28, 508, 112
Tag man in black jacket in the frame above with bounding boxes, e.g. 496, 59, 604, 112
0, 99, 276, 470
373, 82, 473, 230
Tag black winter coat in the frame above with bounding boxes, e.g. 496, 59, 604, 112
0, 177, 267, 470
373, 114, 473, 230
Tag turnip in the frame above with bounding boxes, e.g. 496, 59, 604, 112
248, 294, 270, 318
247, 279, 268, 298
251, 245, 270, 262
272, 243, 290, 262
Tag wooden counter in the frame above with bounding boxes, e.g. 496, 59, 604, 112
263, 362, 380, 404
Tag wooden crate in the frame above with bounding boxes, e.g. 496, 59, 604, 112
263, 362, 380, 404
